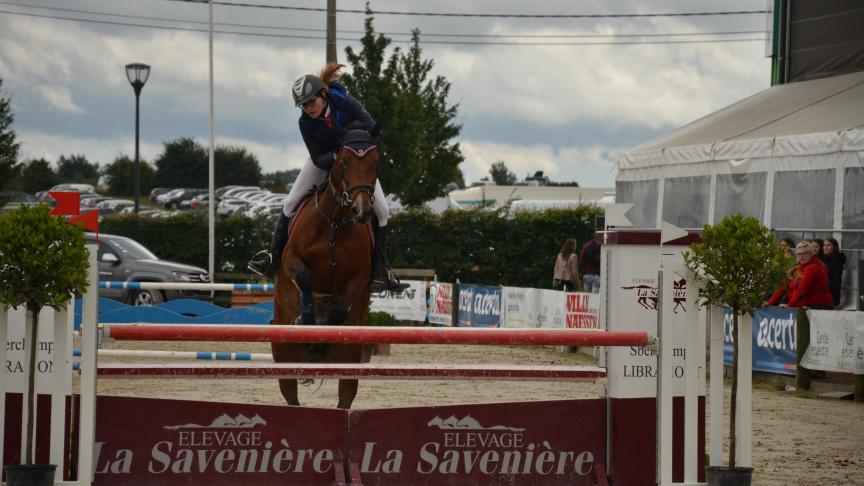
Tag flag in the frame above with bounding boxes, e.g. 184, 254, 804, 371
660, 221, 688, 244
48, 191, 80, 216
604, 203, 633, 227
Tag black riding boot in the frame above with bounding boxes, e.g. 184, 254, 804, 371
248, 212, 291, 277
370, 225, 409, 292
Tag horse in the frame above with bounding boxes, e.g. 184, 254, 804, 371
271, 128, 378, 409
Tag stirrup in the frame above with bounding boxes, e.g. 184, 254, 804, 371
247, 250, 272, 276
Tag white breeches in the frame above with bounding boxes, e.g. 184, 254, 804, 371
282, 157, 389, 226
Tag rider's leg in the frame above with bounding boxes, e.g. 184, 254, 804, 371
248, 158, 326, 276
369, 180, 409, 292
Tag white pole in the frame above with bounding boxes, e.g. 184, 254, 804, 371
735, 313, 753, 467
0, 306, 7, 474
657, 254, 673, 485
49, 306, 70, 471
208, 0, 216, 285
77, 245, 99, 485
683, 279, 702, 483
709, 305, 724, 466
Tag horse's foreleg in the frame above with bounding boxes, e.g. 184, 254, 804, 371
294, 264, 316, 325
278, 378, 300, 406
337, 379, 358, 409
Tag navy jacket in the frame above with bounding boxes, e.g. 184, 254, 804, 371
298, 82, 376, 171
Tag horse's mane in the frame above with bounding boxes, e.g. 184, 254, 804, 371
319, 63, 345, 85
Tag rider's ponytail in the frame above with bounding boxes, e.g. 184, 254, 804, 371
319, 63, 345, 94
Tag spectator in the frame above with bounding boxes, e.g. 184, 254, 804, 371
779, 241, 834, 310
809, 238, 825, 261
579, 237, 601, 293
779, 237, 795, 259
822, 237, 846, 308
552, 239, 580, 292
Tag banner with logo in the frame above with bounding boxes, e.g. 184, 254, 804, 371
457, 284, 501, 327
348, 399, 606, 485
500, 286, 532, 328
537, 289, 566, 329
800, 310, 863, 373
370, 280, 427, 322
566, 292, 600, 329
427, 282, 453, 326
723, 307, 797, 375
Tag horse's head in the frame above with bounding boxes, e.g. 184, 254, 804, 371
331, 128, 378, 224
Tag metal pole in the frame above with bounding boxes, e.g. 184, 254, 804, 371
133, 89, 140, 213
326, 0, 337, 63
208, 0, 215, 283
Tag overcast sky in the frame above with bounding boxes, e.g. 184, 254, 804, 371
0, 0, 773, 189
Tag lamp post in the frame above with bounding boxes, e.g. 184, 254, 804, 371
125, 63, 150, 213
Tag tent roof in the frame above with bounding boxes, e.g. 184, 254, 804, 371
619, 71, 864, 170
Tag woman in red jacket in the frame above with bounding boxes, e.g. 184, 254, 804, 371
779, 242, 834, 309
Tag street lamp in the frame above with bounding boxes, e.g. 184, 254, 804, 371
125, 63, 150, 213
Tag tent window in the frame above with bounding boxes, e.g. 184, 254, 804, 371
715, 172, 767, 223
662, 176, 710, 229
615, 179, 658, 228
843, 167, 864, 249
771, 169, 835, 230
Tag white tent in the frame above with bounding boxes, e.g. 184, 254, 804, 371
617, 70, 864, 308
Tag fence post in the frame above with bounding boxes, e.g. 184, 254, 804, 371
795, 308, 810, 390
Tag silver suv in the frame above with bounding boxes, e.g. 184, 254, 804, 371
85, 233, 211, 306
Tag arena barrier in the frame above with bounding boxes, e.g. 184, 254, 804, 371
2, 233, 744, 486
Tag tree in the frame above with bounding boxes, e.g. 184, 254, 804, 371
0, 79, 22, 190
215, 145, 262, 187
102, 155, 156, 197
489, 161, 517, 185
261, 168, 300, 193
343, 10, 464, 206
0, 204, 88, 471
56, 154, 99, 184
18, 158, 58, 194
683, 215, 788, 469
153, 138, 207, 188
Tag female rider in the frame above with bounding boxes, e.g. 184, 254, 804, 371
248, 63, 407, 292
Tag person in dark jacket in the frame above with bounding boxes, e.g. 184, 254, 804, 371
821, 237, 846, 308
248, 63, 407, 292
578, 238, 601, 293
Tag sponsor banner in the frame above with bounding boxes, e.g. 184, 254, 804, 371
500, 286, 532, 328
537, 290, 566, 329
800, 310, 863, 373
371, 280, 427, 322
604, 243, 702, 399
500, 288, 565, 329
5, 305, 73, 393
722, 307, 797, 375
566, 292, 600, 329
347, 399, 606, 485
427, 282, 454, 326
457, 284, 501, 328
92, 396, 345, 485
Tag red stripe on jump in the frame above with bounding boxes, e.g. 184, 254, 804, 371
103, 324, 650, 347
96, 363, 607, 381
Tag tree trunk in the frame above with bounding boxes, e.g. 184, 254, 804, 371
25, 306, 40, 465
729, 310, 739, 468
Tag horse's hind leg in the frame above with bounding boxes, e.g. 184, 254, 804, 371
337, 379, 358, 409
278, 378, 300, 406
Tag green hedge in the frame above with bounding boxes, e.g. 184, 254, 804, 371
101, 205, 601, 288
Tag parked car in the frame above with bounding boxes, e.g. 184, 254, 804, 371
149, 187, 172, 204
39, 183, 96, 202
216, 198, 253, 217
85, 233, 211, 306
161, 188, 206, 209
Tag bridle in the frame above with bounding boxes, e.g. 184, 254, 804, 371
328, 139, 377, 208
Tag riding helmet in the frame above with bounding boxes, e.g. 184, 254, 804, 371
292, 74, 325, 106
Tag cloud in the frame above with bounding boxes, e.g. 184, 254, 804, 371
34, 85, 85, 114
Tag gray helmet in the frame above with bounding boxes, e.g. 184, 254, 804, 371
292, 74, 325, 106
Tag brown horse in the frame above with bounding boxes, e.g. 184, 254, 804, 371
271, 129, 378, 409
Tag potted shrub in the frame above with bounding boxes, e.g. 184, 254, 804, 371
0, 204, 89, 485
682, 214, 788, 485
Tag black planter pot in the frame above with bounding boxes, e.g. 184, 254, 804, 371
3, 464, 57, 486
706, 466, 753, 486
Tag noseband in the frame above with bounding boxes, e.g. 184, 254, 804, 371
329, 138, 377, 207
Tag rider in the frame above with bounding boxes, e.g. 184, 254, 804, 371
248, 63, 408, 292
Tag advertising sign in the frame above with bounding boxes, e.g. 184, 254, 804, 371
347, 399, 606, 485
800, 310, 862, 373
371, 280, 427, 322
92, 396, 345, 485
500, 286, 532, 328
566, 292, 600, 329
427, 282, 453, 326
723, 307, 797, 375
456, 284, 501, 328
4, 305, 72, 393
